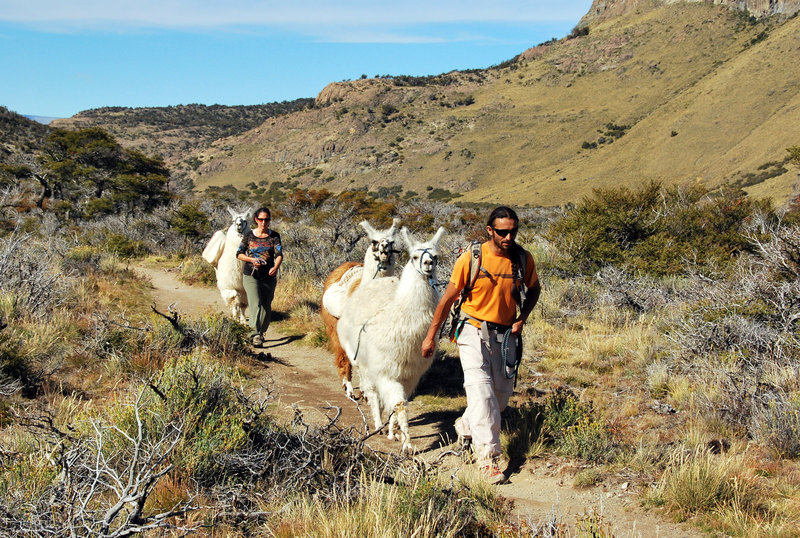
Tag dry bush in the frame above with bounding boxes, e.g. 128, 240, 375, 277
0, 392, 198, 537
0, 230, 71, 320
665, 219, 800, 456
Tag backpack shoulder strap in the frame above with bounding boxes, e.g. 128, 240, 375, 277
511, 244, 528, 306
444, 241, 482, 342
466, 240, 482, 291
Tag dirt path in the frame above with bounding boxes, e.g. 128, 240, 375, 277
136, 265, 699, 537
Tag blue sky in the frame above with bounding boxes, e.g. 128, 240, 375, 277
0, 1, 593, 118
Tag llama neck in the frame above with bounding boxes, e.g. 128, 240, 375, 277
394, 262, 437, 312
361, 252, 393, 281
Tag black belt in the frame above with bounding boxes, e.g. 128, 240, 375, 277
463, 313, 511, 332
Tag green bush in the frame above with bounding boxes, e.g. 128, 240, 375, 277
547, 181, 773, 276
178, 256, 216, 286
503, 388, 613, 462
103, 232, 148, 258
104, 354, 254, 482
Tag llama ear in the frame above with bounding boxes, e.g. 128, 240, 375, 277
359, 220, 377, 238
431, 227, 446, 246
388, 218, 400, 236
227, 207, 236, 218
400, 227, 414, 249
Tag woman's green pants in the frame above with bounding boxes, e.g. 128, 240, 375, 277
242, 274, 277, 338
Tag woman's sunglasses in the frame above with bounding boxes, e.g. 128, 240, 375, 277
255, 217, 270, 222
491, 226, 518, 238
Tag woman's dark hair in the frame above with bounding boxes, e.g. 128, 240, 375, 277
253, 207, 271, 222
487, 206, 518, 227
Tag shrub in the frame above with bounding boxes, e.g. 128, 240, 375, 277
650, 446, 762, 518
0, 231, 71, 320
558, 415, 615, 462
503, 389, 614, 463
547, 182, 772, 276
103, 232, 148, 258
177, 255, 216, 286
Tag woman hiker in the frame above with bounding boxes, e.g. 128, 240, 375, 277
236, 207, 283, 346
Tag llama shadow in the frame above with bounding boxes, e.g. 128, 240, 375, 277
408, 409, 463, 453
415, 353, 464, 398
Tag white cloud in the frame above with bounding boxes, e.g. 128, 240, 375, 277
0, 1, 592, 29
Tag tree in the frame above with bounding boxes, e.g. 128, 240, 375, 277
38, 128, 171, 218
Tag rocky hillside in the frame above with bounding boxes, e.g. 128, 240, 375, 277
0, 107, 50, 164
51, 100, 313, 169
189, 3, 800, 207
581, 0, 800, 25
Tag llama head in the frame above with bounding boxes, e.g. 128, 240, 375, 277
227, 207, 252, 235
400, 226, 446, 279
360, 218, 401, 268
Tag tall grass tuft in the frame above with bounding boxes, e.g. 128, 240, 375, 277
650, 445, 762, 518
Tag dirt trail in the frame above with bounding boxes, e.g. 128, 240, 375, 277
136, 265, 699, 537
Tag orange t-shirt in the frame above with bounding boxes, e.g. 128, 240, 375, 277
450, 242, 538, 327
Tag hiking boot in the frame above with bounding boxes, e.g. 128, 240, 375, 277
480, 461, 507, 485
251, 334, 263, 347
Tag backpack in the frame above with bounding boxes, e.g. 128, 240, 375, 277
444, 240, 528, 342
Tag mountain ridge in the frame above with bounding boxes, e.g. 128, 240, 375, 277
187, 3, 799, 207
29, 2, 800, 208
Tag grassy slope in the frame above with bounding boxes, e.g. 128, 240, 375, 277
193, 4, 799, 207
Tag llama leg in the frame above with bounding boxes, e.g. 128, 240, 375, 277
237, 293, 248, 324
342, 353, 354, 398
220, 290, 241, 322
393, 401, 412, 453
362, 386, 382, 432
387, 412, 398, 441
334, 347, 354, 398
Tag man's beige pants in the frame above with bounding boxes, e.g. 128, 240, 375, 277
455, 322, 516, 461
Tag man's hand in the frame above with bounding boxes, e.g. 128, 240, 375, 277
421, 282, 461, 360
422, 336, 436, 358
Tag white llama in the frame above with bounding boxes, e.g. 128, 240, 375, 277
336, 226, 446, 452
201, 207, 251, 323
320, 219, 401, 397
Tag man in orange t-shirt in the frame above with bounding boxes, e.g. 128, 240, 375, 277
422, 206, 541, 484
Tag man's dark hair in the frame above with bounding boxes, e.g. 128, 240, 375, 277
253, 207, 271, 221
487, 206, 519, 227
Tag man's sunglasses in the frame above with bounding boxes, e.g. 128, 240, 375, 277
491, 226, 518, 238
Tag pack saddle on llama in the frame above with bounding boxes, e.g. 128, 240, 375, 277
321, 219, 401, 397
336, 226, 445, 452
202, 207, 251, 324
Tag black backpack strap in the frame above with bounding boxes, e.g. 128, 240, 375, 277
510, 244, 527, 307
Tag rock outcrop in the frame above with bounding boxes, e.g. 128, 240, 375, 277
581, 0, 800, 25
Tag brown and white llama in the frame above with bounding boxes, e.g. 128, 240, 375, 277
320, 219, 400, 397
202, 207, 251, 323
336, 226, 445, 452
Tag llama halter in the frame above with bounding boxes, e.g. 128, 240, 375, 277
412, 247, 438, 282
370, 237, 400, 279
